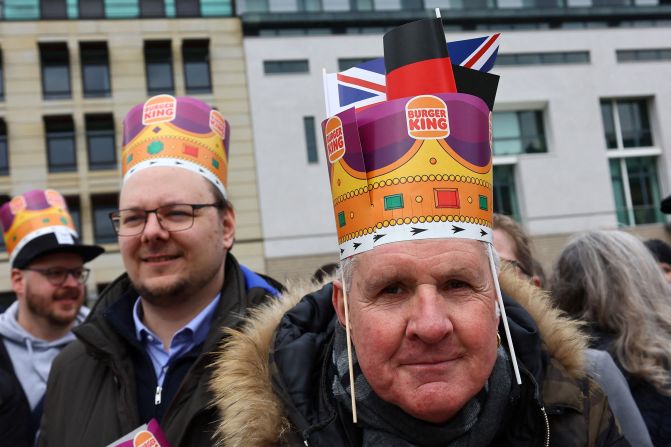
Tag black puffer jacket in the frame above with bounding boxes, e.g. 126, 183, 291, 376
38, 254, 281, 447
211, 271, 629, 447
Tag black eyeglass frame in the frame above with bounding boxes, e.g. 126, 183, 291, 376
108, 203, 222, 237
23, 267, 91, 286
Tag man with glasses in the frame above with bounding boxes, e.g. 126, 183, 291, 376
39, 96, 282, 447
0, 189, 103, 445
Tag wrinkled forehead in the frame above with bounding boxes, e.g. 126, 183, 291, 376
119, 166, 215, 208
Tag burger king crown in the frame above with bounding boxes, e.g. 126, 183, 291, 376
121, 95, 231, 198
0, 189, 77, 264
322, 18, 500, 259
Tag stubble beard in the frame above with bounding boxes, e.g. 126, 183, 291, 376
25, 285, 83, 328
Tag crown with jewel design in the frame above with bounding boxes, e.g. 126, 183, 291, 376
121, 95, 230, 198
322, 18, 500, 259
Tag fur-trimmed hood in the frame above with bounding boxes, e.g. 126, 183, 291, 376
210, 268, 588, 447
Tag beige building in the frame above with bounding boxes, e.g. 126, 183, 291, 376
0, 15, 264, 302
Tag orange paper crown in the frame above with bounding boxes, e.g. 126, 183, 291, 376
323, 19, 499, 259
121, 95, 231, 198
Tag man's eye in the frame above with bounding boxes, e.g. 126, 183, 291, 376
122, 214, 144, 224
380, 284, 403, 295
46, 270, 65, 278
445, 279, 468, 289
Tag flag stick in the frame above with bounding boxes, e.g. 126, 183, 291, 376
341, 272, 358, 423
487, 243, 522, 385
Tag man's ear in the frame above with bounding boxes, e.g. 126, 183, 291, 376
10, 268, 25, 298
531, 275, 543, 289
332, 279, 347, 327
221, 206, 236, 250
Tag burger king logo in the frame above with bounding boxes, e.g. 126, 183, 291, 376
142, 94, 177, 126
133, 430, 160, 447
405, 95, 449, 140
325, 116, 346, 163
209, 110, 227, 139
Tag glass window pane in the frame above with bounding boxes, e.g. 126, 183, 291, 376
183, 40, 211, 93
40, 43, 71, 99
175, 0, 200, 16
45, 116, 76, 172
91, 195, 118, 244
0, 120, 8, 175
86, 114, 116, 170
519, 111, 546, 153
78, 0, 104, 18
600, 101, 617, 149
493, 112, 522, 155
492, 165, 520, 219
626, 157, 663, 224
263, 60, 309, 74
145, 41, 174, 94
0, 50, 4, 101
609, 158, 629, 226
617, 99, 652, 147
140, 0, 165, 17
304, 117, 318, 164
40, 0, 67, 19
80, 43, 111, 97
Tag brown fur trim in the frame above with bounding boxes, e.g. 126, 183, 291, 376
209, 280, 314, 446
499, 266, 587, 378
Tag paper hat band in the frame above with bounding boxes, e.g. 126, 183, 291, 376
122, 95, 230, 198
322, 19, 498, 259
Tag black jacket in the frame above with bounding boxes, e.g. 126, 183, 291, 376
0, 342, 32, 447
212, 272, 629, 447
38, 254, 281, 447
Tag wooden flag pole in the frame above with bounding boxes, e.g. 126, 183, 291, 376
341, 272, 358, 423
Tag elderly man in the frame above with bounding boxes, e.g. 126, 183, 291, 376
0, 189, 104, 444
39, 96, 281, 446
211, 19, 627, 446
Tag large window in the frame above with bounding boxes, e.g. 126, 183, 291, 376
602, 98, 663, 226
91, 194, 118, 244
493, 164, 520, 220
44, 116, 77, 173
85, 114, 116, 170
492, 110, 547, 156
40, 0, 67, 19
0, 50, 4, 101
39, 42, 71, 99
297, 0, 323, 11
80, 42, 111, 97
65, 195, 81, 234
263, 60, 309, 74
338, 57, 378, 71
78, 0, 105, 18
144, 41, 174, 95
303, 117, 318, 164
0, 120, 8, 176
140, 0, 165, 17
497, 51, 590, 66
617, 48, 671, 63
182, 40, 211, 94
175, 0, 201, 16
601, 98, 652, 149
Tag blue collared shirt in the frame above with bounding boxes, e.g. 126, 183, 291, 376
133, 294, 220, 387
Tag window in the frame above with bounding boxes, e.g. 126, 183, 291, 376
39, 43, 71, 99
0, 194, 8, 253
85, 114, 116, 170
79, 0, 104, 18
65, 195, 81, 233
245, 0, 269, 12
182, 40, 211, 94
304, 117, 318, 164
0, 50, 4, 101
175, 0, 201, 16
263, 60, 309, 74
350, 0, 374, 11
44, 116, 77, 173
140, 0, 165, 17
496, 51, 590, 66
0, 120, 8, 176
602, 98, 662, 226
144, 41, 174, 95
617, 48, 671, 62
297, 0, 323, 11
493, 165, 520, 220
492, 110, 547, 155
400, 0, 424, 9
338, 57, 378, 71
601, 98, 652, 149
80, 42, 111, 97
40, 0, 67, 19
91, 194, 118, 244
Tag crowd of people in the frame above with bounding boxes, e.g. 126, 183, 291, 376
0, 16, 669, 447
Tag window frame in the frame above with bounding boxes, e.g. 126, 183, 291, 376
85, 113, 117, 171
80, 42, 112, 98
90, 193, 119, 244
182, 39, 212, 94
144, 40, 174, 95
0, 119, 8, 176
39, 42, 72, 100
44, 115, 77, 173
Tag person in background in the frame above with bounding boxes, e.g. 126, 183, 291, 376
493, 214, 652, 446
643, 238, 671, 286
39, 96, 282, 447
0, 189, 104, 445
552, 230, 671, 446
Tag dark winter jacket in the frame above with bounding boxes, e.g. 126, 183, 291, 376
211, 270, 629, 447
38, 254, 281, 447
0, 342, 32, 447
590, 330, 671, 447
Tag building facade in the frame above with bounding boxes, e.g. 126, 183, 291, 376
0, 0, 265, 303
238, 0, 671, 280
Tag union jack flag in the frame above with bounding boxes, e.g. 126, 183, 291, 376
323, 33, 501, 117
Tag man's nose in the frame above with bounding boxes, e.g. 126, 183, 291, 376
62, 271, 81, 288
405, 286, 453, 344
142, 211, 169, 241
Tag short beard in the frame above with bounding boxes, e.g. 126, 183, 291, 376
132, 258, 224, 307
25, 287, 82, 327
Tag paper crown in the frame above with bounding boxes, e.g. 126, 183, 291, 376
121, 95, 231, 198
0, 190, 104, 268
322, 18, 500, 259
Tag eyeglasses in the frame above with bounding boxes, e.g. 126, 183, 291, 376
109, 203, 222, 237
24, 267, 90, 286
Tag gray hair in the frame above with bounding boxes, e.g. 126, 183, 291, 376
551, 230, 671, 395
